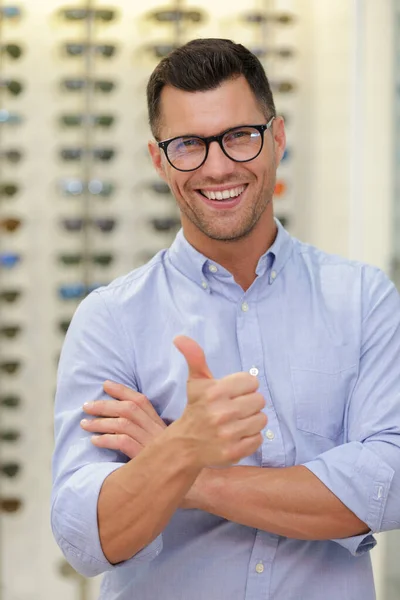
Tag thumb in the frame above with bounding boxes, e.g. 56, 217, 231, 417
173, 335, 213, 380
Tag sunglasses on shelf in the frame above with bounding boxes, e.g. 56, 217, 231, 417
242, 11, 295, 25
0, 394, 21, 408
58, 282, 106, 300
0, 361, 21, 374
0, 149, 23, 163
0, 429, 20, 442
0, 110, 23, 125
59, 147, 115, 161
271, 81, 296, 93
249, 46, 295, 59
0, 253, 21, 269
0, 462, 20, 477
59, 319, 71, 334
281, 148, 290, 162
0, 6, 22, 19
150, 216, 181, 232
0, 79, 23, 95
147, 181, 171, 194
58, 253, 113, 266
146, 43, 179, 58
274, 181, 287, 197
61, 78, 116, 93
59, 114, 115, 128
0, 183, 19, 196
276, 215, 289, 228
0, 497, 23, 513
61, 217, 116, 232
0, 218, 22, 232
147, 8, 204, 23
0, 43, 23, 59
0, 289, 21, 303
0, 325, 21, 339
64, 42, 117, 58
59, 178, 114, 197
59, 7, 116, 22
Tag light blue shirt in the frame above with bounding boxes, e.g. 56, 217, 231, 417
51, 218, 400, 600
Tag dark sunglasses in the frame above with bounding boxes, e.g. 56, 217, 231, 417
59, 320, 71, 334
59, 147, 115, 161
271, 81, 296, 93
0, 498, 23, 513
147, 181, 171, 195
0, 43, 23, 59
0, 289, 21, 303
146, 43, 179, 58
59, 114, 115, 128
0, 110, 23, 125
61, 217, 116, 232
0, 6, 22, 18
59, 178, 114, 197
58, 283, 105, 300
147, 9, 204, 23
0, 361, 21, 374
0, 149, 23, 163
61, 78, 116, 93
58, 253, 113, 266
0, 79, 23, 95
0, 183, 19, 196
0, 218, 22, 232
0, 325, 21, 339
59, 7, 116, 22
0, 253, 21, 269
150, 216, 181, 232
249, 46, 295, 59
64, 42, 116, 58
0, 394, 21, 408
1, 462, 20, 477
0, 429, 20, 442
242, 11, 295, 25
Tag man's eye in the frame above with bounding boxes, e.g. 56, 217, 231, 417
181, 138, 202, 149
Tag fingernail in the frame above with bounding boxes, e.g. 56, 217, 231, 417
83, 402, 94, 409
80, 419, 89, 425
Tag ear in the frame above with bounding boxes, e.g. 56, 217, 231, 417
148, 140, 168, 182
272, 117, 287, 167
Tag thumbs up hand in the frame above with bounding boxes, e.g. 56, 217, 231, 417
172, 335, 267, 468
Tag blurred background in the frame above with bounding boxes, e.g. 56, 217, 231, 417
0, 0, 398, 598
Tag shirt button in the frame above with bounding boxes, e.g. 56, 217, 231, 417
271, 270, 277, 279
255, 563, 264, 574
265, 429, 275, 440
249, 367, 259, 376
201, 281, 208, 289
241, 302, 249, 312
208, 264, 218, 273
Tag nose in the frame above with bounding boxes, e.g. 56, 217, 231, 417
199, 139, 236, 178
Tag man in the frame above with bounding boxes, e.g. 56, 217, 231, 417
51, 39, 400, 599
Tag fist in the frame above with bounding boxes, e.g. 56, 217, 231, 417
172, 336, 267, 468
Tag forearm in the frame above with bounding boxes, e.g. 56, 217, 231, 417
98, 422, 201, 564
188, 465, 369, 540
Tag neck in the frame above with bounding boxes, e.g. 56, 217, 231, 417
182, 210, 278, 292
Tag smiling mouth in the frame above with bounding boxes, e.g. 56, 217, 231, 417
197, 184, 247, 201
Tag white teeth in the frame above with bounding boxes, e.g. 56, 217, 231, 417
201, 185, 245, 200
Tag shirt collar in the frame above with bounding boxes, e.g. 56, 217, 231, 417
167, 217, 293, 288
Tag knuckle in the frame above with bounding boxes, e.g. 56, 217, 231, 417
118, 417, 131, 430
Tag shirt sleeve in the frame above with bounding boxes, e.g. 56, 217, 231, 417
51, 289, 163, 578
303, 266, 400, 556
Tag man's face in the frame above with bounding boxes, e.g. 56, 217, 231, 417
149, 75, 286, 242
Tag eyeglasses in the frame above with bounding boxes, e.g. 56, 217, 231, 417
0, 394, 21, 408
0, 149, 23, 163
61, 217, 116, 232
0, 79, 23, 95
64, 43, 117, 58
0, 218, 22, 232
0, 290, 21, 303
0, 253, 21, 268
0, 429, 20, 442
146, 43, 179, 58
0, 183, 19, 196
282, 148, 290, 162
59, 7, 116, 22
0, 361, 21, 374
0, 325, 21, 338
271, 81, 296, 93
148, 181, 171, 195
1, 462, 20, 477
59, 178, 114, 197
61, 78, 116, 93
249, 46, 295, 59
150, 216, 181, 232
58, 253, 113, 266
58, 283, 105, 300
59, 147, 115, 161
147, 9, 204, 23
0, 110, 23, 125
0, 498, 23, 513
242, 11, 295, 25
0, 43, 23, 59
158, 118, 275, 172
59, 114, 115, 128
0, 6, 22, 19
59, 319, 71, 334
274, 181, 287, 197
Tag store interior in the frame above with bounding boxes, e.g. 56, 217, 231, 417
0, 0, 398, 598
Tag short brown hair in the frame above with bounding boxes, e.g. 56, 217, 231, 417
146, 38, 276, 140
